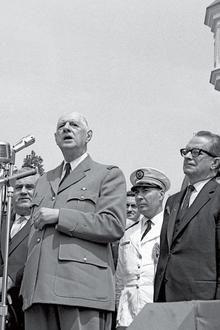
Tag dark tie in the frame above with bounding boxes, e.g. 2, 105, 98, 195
141, 219, 152, 241
59, 162, 71, 186
179, 184, 195, 219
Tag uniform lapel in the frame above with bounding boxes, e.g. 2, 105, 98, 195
57, 155, 92, 193
48, 163, 63, 196
129, 221, 142, 255
172, 179, 217, 243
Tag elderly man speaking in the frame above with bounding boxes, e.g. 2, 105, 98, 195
20, 112, 127, 330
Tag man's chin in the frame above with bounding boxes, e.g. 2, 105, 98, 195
16, 203, 31, 209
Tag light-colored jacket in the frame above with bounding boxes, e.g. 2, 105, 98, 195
115, 212, 163, 327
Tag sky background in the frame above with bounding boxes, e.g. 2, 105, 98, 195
0, 0, 219, 195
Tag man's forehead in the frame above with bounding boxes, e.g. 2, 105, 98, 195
126, 196, 136, 204
57, 112, 88, 128
16, 175, 38, 185
186, 135, 211, 148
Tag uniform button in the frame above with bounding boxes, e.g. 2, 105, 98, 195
137, 274, 140, 280
37, 238, 41, 243
136, 285, 139, 289
80, 196, 85, 200
51, 196, 55, 201
81, 187, 87, 191
137, 264, 141, 269
138, 255, 142, 259
83, 257, 87, 262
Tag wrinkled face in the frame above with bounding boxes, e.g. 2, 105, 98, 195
55, 112, 92, 159
126, 196, 140, 221
13, 175, 38, 215
134, 186, 164, 219
183, 136, 215, 183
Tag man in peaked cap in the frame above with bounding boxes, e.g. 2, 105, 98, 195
115, 168, 170, 329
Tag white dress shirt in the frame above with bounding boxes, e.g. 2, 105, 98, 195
189, 178, 211, 206
10, 214, 29, 238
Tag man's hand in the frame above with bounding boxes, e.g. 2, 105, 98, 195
33, 207, 59, 230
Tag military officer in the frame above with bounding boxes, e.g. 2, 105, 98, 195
115, 168, 170, 329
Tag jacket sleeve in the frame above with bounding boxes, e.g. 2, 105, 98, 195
115, 240, 125, 308
56, 166, 127, 243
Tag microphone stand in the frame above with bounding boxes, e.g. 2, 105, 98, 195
0, 151, 15, 330
0, 154, 36, 330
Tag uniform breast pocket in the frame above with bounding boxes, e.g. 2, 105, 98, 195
66, 194, 97, 212
120, 242, 137, 272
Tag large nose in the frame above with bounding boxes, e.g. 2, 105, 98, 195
135, 192, 143, 201
20, 186, 28, 194
63, 122, 71, 131
184, 150, 193, 159
127, 204, 133, 211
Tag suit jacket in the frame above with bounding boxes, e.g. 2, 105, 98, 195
0, 214, 31, 330
154, 178, 220, 302
20, 155, 127, 311
0, 214, 31, 287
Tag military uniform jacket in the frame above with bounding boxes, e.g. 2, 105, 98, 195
115, 212, 163, 327
154, 179, 220, 302
20, 155, 126, 311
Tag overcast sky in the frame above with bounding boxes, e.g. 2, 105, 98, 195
0, 0, 219, 194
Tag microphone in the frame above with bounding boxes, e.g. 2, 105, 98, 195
0, 135, 35, 164
0, 142, 11, 163
13, 135, 35, 153
0, 168, 37, 185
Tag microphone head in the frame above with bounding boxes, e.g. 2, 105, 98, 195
0, 142, 11, 163
13, 135, 36, 153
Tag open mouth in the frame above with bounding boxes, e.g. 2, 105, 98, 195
63, 136, 73, 141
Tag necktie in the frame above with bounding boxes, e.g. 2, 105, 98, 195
59, 163, 71, 186
141, 219, 152, 241
10, 216, 27, 238
179, 184, 195, 219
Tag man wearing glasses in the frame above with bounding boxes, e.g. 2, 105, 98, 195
154, 130, 220, 302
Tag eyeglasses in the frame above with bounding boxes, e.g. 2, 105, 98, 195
180, 148, 217, 158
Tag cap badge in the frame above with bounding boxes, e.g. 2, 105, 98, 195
136, 169, 144, 180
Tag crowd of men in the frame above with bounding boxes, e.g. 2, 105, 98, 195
1, 112, 220, 330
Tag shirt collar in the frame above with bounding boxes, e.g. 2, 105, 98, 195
141, 211, 163, 227
191, 178, 211, 194
15, 214, 30, 222
63, 152, 88, 173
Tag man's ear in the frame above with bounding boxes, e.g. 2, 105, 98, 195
159, 190, 165, 201
211, 157, 220, 170
54, 132, 58, 146
87, 130, 93, 143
